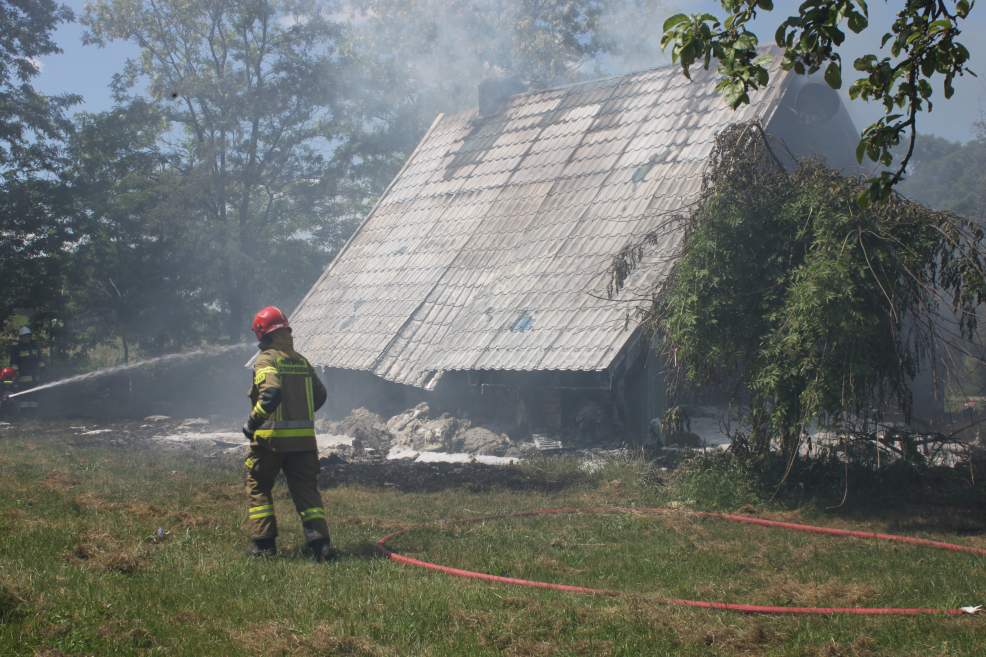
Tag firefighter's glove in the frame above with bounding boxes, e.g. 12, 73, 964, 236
242, 416, 263, 441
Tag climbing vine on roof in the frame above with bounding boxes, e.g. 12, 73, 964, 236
612, 122, 986, 458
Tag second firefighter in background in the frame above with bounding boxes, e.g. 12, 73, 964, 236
9, 326, 45, 388
242, 306, 331, 560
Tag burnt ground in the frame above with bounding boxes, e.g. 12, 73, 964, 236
0, 418, 610, 494
5, 418, 984, 528
318, 459, 591, 493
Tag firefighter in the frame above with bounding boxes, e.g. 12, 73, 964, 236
241, 306, 331, 560
8, 326, 45, 388
1, 367, 15, 409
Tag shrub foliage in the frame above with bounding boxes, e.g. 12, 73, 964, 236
614, 123, 986, 457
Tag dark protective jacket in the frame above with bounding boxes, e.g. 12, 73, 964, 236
248, 329, 326, 452
9, 341, 45, 385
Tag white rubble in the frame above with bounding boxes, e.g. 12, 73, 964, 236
152, 430, 246, 457
385, 402, 512, 455
386, 446, 518, 465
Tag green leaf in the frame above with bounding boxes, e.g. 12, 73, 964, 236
662, 13, 690, 32
774, 24, 788, 47
735, 33, 758, 51
824, 61, 842, 89
847, 12, 867, 34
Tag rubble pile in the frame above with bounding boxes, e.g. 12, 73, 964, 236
323, 403, 518, 464
385, 403, 513, 455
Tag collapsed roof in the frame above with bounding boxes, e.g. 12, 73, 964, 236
290, 57, 856, 389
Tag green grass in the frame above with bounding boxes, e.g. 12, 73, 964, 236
0, 432, 984, 657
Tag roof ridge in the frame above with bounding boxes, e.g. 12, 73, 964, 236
505, 44, 785, 104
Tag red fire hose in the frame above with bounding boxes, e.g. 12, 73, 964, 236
375, 507, 985, 616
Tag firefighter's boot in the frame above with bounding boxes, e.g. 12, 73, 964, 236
249, 537, 277, 558
305, 538, 333, 563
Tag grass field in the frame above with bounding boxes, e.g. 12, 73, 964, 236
1, 428, 984, 657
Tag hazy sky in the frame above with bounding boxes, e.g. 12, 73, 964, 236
35, 0, 986, 142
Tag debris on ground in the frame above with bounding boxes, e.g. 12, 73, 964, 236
323, 407, 390, 453
319, 403, 516, 463
533, 434, 564, 451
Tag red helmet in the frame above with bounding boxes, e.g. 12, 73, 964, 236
0, 367, 15, 382
251, 306, 290, 340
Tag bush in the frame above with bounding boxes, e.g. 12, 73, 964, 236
664, 451, 762, 510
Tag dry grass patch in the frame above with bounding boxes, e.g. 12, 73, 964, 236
70, 491, 116, 513
763, 575, 877, 607
696, 622, 785, 657
449, 607, 495, 632
68, 530, 146, 574
233, 621, 390, 657
124, 501, 213, 529
815, 636, 879, 657
656, 610, 791, 657
1, 507, 28, 524
41, 470, 79, 492
97, 619, 156, 649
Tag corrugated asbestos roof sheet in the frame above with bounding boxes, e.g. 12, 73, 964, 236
291, 60, 792, 388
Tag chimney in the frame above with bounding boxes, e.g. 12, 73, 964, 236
478, 75, 526, 117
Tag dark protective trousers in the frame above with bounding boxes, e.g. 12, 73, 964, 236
245, 447, 329, 543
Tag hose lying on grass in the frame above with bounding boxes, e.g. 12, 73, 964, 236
376, 507, 985, 616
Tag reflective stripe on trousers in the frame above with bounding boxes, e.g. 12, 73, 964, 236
300, 507, 326, 522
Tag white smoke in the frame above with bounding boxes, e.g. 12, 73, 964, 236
342, 0, 677, 114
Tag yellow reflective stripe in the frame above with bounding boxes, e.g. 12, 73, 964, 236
274, 357, 310, 373
254, 367, 277, 385
254, 427, 316, 439
305, 378, 314, 418
299, 507, 325, 521
261, 420, 313, 429
252, 401, 271, 419
248, 504, 274, 520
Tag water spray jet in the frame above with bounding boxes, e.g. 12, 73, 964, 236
7, 343, 252, 400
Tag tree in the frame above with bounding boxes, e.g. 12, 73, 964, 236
660, 1, 975, 201
898, 128, 986, 402
62, 101, 211, 360
0, 0, 79, 333
83, 0, 351, 340
0, 0, 78, 173
899, 129, 986, 220
611, 124, 986, 458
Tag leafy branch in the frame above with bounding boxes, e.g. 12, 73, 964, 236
660, 1, 976, 202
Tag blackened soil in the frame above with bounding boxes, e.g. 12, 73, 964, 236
319, 459, 591, 493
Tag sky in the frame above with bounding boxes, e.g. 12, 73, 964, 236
35, 0, 986, 143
